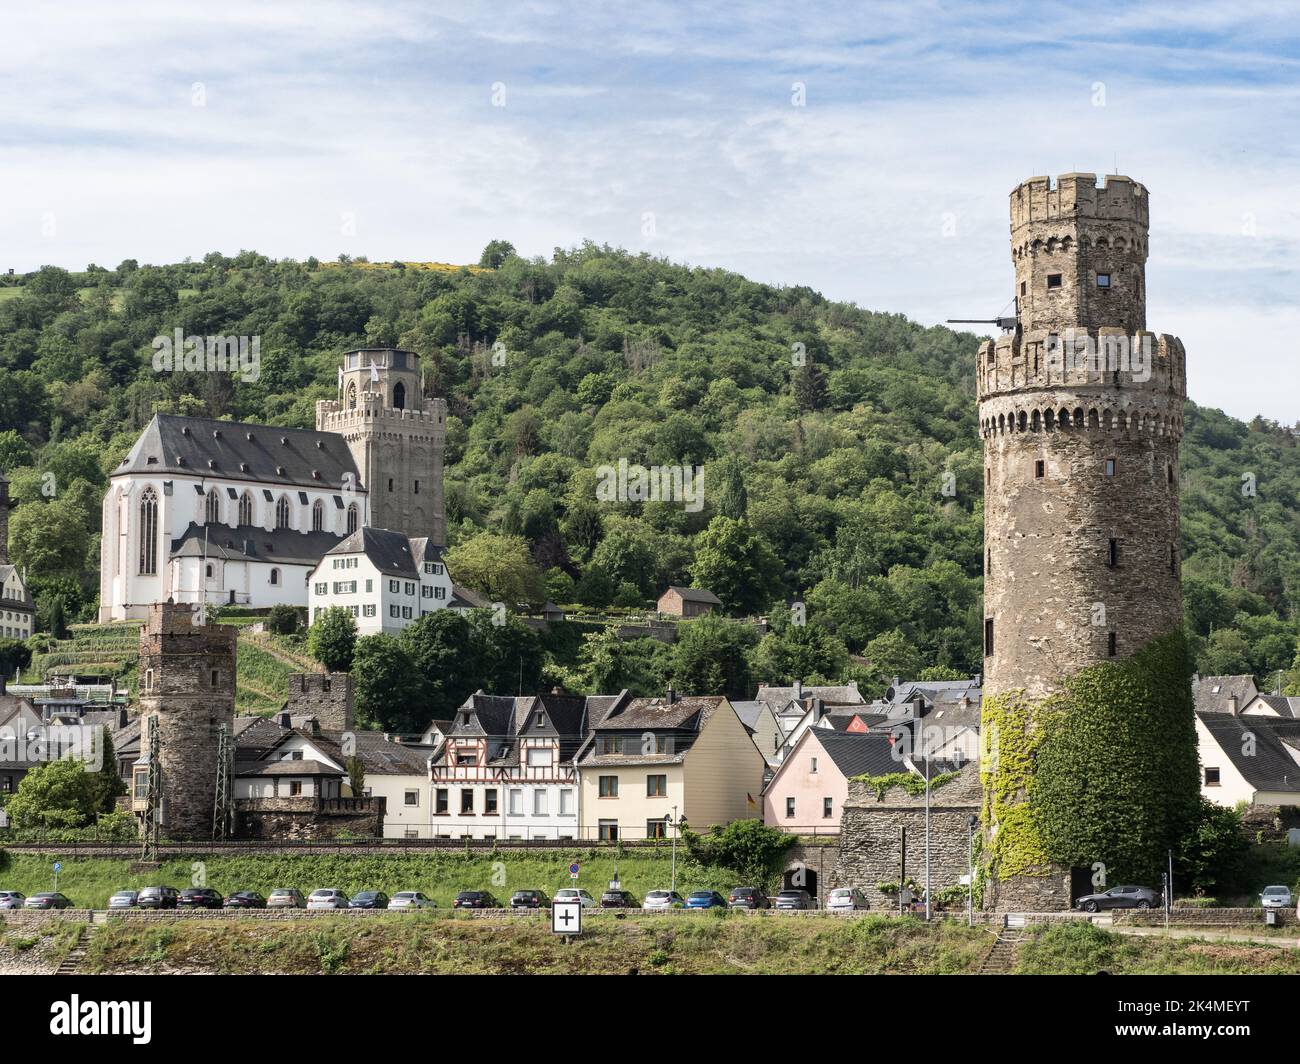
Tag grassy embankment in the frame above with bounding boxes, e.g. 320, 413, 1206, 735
1017, 922, 1300, 974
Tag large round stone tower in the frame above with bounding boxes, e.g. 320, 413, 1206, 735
134, 603, 236, 840
979, 174, 1186, 700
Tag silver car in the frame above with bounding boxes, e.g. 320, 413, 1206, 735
825, 887, 869, 912
643, 890, 685, 911
0, 891, 25, 910
108, 890, 139, 910
388, 891, 437, 911
306, 888, 349, 911
267, 888, 306, 909
1260, 885, 1293, 910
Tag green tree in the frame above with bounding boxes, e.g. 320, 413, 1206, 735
0, 638, 32, 679
445, 532, 545, 604
478, 240, 516, 269
750, 623, 850, 685
266, 604, 301, 636
307, 607, 358, 673
671, 615, 758, 699
352, 635, 426, 732
6, 759, 100, 830
688, 516, 780, 616
579, 629, 672, 696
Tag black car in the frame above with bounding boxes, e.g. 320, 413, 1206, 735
178, 887, 224, 910
774, 889, 816, 910
600, 890, 638, 908
1074, 885, 1161, 912
136, 886, 180, 910
23, 892, 72, 910
452, 891, 499, 909
349, 891, 390, 910
223, 891, 266, 909
510, 890, 550, 909
727, 887, 770, 910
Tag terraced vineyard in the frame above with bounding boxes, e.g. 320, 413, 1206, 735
22, 619, 317, 714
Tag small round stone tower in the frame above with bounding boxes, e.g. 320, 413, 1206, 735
979, 174, 1186, 700
136, 603, 236, 840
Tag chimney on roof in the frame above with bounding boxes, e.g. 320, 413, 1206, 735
1228, 695, 1239, 715
793, 679, 803, 700
118, 706, 128, 728
666, 686, 677, 704
279, 711, 291, 729
812, 696, 825, 723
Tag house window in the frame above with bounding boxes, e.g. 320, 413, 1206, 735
984, 617, 994, 657
205, 563, 214, 579
599, 775, 618, 798
646, 819, 667, 839
238, 491, 254, 526
1204, 767, 1220, 786
646, 774, 667, 798
435, 789, 448, 815
1105, 457, 1116, 478
785, 797, 795, 818
389, 579, 399, 593
598, 820, 619, 841
138, 488, 159, 574
346, 504, 358, 533
289, 781, 303, 797
1096, 273, 1111, 288
527, 747, 551, 768
133, 767, 149, 801
810, 757, 818, 774
485, 789, 498, 815
460, 789, 474, 814
404, 790, 419, 807
435, 586, 446, 600
1108, 538, 1118, 568
270, 568, 280, 586
363, 605, 376, 617
314, 582, 327, 595
559, 789, 574, 816
533, 790, 548, 815
599, 737, 625, 755
1046, 273, 1063, 289
823, 797, 833, 818
508, 789, 523, 816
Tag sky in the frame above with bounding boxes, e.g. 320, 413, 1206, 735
2, 1, 1298, 422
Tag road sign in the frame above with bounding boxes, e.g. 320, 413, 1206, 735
53, 862, 61, 873
569, 862, 580, 880
552, 899, 582, 936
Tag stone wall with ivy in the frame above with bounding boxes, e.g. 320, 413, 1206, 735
983, 631, 1200, 909
832, 764, 981, 911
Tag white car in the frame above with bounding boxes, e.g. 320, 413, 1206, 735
825, 887, 869, 912
553, 888, 597, 908
306, 888, 349, 911
388, 891, 437, 911
643, 890, 685, 910
1260, 885, 1293, 910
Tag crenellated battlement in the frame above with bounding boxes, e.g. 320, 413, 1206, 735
316, 397, 447, 429
977, 329, 1185, 402
1011, 173, 1148, 231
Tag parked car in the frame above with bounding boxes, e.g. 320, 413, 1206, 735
1074, 885, 1161, 912
266, 888, 306, 909
388, 891, 437, 911
553, 888, 597, 908
178, 887, 224, 910
643, 889, 686, 910
826, 887, 869, 912
107, 890, 138, 910
510, 889, 551, 909
0, 891, 26, 910
727, 887, 770, 910
349, 890, 390, 910
452, 891, 500, 910
1260, 885, 1294, 910
685, 890, 727, 909
223, 891, 266, 909
775, 889, 816, 910
600, 889, 638, 908
306, 888, 349, 911
136, 886, 179, 910
24, 893, 72, 910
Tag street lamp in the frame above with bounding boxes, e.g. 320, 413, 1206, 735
664, 807, 687, 893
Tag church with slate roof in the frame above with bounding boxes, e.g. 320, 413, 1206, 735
98, 348, 446, 621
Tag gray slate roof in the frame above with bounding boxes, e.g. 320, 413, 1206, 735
1198, 712, 1300, 794
662, 585, 722, 605
814, 730, 907, 778
325, 527, 418, 577
113, 414, 362, 492
756, 682, 865, 707
1193, 674, 1259, 715
1249, 695, 1300, 719
172, 522, 345, 567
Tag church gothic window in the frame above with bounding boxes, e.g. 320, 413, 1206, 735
139, 487, 159, 575
238, 491, 254, 526
276, 495, 291, 530
312, 499, 324, 531
347, 503, 359, 533
205, 488, 221, 524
